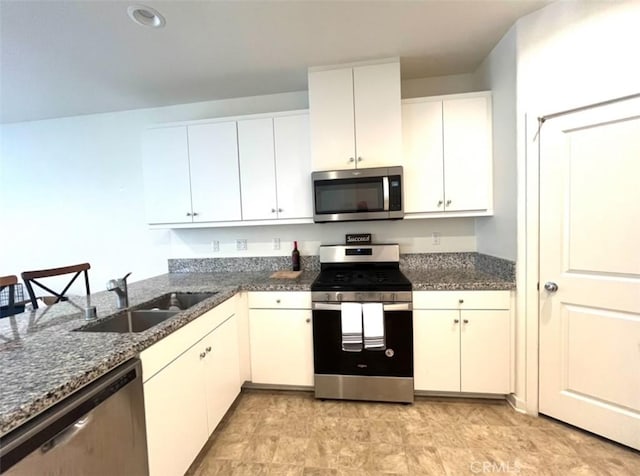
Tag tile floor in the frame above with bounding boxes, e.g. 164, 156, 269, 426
187, 390, 639, 475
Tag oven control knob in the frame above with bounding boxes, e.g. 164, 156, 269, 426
336, 293, 343, 301
385, 349, 394, 358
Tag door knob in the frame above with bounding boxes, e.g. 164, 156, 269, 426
544, 282, 559, 292
349, 157, 355, 163
357, 157, 363, 162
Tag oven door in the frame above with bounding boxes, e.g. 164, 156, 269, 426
311, 302, 413, 378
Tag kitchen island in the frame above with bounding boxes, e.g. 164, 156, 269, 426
0, 265, 514, 437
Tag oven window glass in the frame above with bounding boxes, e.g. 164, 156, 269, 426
315, 178, 384, 214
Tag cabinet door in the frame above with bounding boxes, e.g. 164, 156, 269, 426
460, 310, 510, 394
203, 316, 241, 435
353, 61, 402, 168
443, 95, 492, 212
274, 114, 313, 219
249, 309, 314, 386
142, 126, 192, 224
401, 100, 444, 213
413, 310, 461, 392
237, 118, 278, 220
144, 343, 208, 476
188, 121, 242, 222
308, 67, 356, 170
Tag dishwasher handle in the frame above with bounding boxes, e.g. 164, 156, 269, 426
40, 414, 92, 454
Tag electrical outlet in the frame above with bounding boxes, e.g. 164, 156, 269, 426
273, 238, 281, 250
236, 239, 247, 251
432, 232, 441, 246
211, 240, 220, 252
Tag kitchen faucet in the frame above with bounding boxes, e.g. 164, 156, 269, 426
106, 272, 132, 309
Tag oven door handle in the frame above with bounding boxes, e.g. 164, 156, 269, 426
312, 302, 412, 311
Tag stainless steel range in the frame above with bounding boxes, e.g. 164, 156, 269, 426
311, 244, 413, 403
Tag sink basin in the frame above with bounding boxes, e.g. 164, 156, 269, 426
75, 292, 216, 333
75, 309, 179, 333
136, 292, 217, 311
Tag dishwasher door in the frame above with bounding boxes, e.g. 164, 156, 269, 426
0, 359, 148, 476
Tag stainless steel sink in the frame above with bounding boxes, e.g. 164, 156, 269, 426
136, 292, 217, 311
75, 291, 216, 333
75, 309, 179, 333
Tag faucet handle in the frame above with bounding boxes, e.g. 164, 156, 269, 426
122, 272, 132, 281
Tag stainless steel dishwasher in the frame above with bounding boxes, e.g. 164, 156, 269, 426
0, 359, 148, 475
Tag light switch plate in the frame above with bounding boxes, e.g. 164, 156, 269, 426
273, 238, 281, 250
236, 239, 247, 251
211, 240, 220, 252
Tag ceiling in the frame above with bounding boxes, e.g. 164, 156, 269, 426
0, 0, 551, 124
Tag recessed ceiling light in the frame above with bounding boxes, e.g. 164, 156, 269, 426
127, 5, 166, 28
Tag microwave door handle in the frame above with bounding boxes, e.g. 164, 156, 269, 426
383, 176, 390, 211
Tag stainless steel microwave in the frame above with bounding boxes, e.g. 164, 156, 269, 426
312, 166, 403, 222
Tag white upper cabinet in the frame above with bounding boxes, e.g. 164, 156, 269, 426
238, 118, 278, 221
402, 92, 493, 217
142, 110, 312, 227
188, 121, 242, 222
142, 122, 241, 224
401, 100, 444, 214
273, 114, 313, 219
142, 126, 192, 224
442, 95, 492, 212
308, 58, 402, 171
238, 113, 313, 221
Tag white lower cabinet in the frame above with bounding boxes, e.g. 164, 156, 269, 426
248, 292, 314, 386
413, 291, 511, 394
140, 297, 241, 476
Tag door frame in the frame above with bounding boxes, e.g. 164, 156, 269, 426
518, 93, 640, 416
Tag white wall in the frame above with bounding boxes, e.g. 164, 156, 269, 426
0, 88, 476, 294
0, 92, 309, 291
514, 0, 640, 413
473, 26, 518, 262
170, 219, 475, 258
401, 73, 481, 98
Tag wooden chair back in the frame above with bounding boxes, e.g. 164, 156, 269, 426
21, 263, 91, 309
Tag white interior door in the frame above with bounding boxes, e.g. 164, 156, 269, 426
539, 96, 640, 450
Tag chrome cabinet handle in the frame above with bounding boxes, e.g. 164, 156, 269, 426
200, 352, 206, 359
278, 208, 283, 213
463, 319, 469, 324
544, 282, 559, 292
458, 299, 464, 304
305, 318, 311, 323
192, 212, 198, 216
276, 299, 281, 304
446, 200, 452, 206
437, 200, 443, 207
357, 157, 363, 162
271, 208, 276, 213
186, 212, 192, 216
206, 346, 211, 353
349, 157, 355, 163
454, 319, 459, 323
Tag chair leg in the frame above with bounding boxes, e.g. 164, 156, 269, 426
23, 280, 39, 310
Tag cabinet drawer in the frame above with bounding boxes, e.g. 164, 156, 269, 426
413, 290, 510, 310
140, 295, 238, 382
248, 291, 311, 309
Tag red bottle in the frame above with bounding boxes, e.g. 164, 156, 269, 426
292, 241, 301, 271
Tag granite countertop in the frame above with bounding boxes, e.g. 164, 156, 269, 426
0, 266, 513, 437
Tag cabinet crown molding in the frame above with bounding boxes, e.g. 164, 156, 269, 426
308, 56, 400, 73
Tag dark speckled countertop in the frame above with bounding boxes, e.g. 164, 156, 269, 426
0, 267, 513, 437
